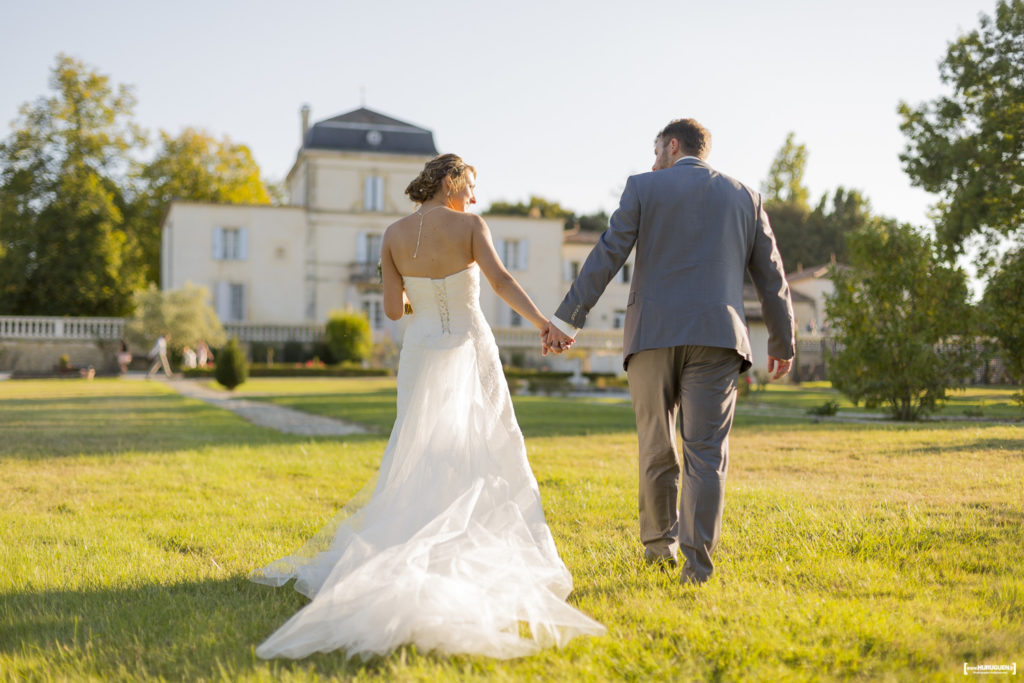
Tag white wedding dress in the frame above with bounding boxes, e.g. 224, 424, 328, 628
251, 264, 605, 660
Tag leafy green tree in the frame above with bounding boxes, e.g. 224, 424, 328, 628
762, 133, 815, 272
898, 0, 1024, 265
0, 54, 145, 315
124, 283, 225, 352
215, 337, 248, 390
801, 187, 872, 268
762, 132, 872, 270
132, 128, 272, 281
981, 248, 1024, 392
484, 195, 573, 219
570, 210, 610, 233
826, 220, 977, 420
325, 310, 372, 364
762, 132, 810, 209
763, 200, 811, 272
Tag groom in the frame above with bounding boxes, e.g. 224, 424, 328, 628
543, 118, 795, 584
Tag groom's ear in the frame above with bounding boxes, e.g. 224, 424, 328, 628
668, 137, 681, 155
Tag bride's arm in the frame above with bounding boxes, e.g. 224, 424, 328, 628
381, 231, 407, 321
471, 216, 547, 330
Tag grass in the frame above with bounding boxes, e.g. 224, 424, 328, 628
745, 381, 1024, 421
1, 377, 1022, 681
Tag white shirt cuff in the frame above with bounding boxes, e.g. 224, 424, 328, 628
551, 316, 579, 339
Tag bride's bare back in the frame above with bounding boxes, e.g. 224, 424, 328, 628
385, 208, 475, 279
380, 208, 546, 331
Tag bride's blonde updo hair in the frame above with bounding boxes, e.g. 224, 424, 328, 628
405, 153, 476, 204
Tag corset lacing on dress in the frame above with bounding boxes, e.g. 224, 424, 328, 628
432, 279, 452, 335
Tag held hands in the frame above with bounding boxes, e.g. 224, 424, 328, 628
767, 356, 793, 381
540, 321, 575, 356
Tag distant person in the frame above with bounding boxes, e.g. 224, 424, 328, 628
196, 341, 212, 368
181, 346, 197, 369
117, 339, 132, 374
146, 334, 172, 379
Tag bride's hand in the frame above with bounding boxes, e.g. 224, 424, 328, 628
540, 321, 573, 355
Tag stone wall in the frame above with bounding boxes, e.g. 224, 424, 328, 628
0, 339, 123, 375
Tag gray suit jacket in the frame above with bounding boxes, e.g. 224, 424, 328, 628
555, 157, 795, 372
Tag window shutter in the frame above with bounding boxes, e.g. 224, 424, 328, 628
364, 177, 379, 211
232, 283, 246, 321
212, 228, 223, 260
373, 176, 385, 211
215, 281, 230, 320
519, 238, 529, 270
238, 228, 249, 261
494, 238, 506, 266
562, 260, 571, 282
357, 231, 368, 263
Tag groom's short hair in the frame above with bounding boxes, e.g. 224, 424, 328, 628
657, 119, 711, 159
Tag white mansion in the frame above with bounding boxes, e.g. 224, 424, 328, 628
160, 106, 827, 374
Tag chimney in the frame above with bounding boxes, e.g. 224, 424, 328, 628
300, 104, 311, 146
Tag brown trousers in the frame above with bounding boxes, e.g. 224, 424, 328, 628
627, 345, 742, 581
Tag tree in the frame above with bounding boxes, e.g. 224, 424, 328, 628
826, 220, 977, 420
762, 200, 811, 272
981, 247, 1024, 391
762, 133, 814, 272
570, 210, 610, 233
132, 128, 272, 282
484, 195, 573, 220
761, 132, 873, 271
0, 54, 146, 315
800, 187, 872, 268
762, 132, 810, 209
124, 283, 226, 352
325, 310, 372, 364
898, 0, 1024, 265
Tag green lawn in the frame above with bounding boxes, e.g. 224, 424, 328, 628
1, 378, 1022, 681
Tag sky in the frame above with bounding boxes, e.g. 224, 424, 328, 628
0, 0, 998, 227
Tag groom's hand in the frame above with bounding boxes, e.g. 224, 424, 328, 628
767, 356, 792, 380
541, 322, 574, 355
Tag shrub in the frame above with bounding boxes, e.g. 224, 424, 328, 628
214, 337, 248, 390
282, 341, 304, 363
325, 310, 373, 364
807, 400, 839, 416
826, 220, 977, 420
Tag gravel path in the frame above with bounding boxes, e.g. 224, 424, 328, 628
164, 378, 368, 436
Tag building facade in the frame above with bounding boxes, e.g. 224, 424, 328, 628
160, 106, 826, 376
161, 107, 564, 348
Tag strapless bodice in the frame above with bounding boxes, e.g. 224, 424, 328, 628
402, 265, 483, 342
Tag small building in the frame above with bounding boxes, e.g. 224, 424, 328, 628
786, 263, 839, 335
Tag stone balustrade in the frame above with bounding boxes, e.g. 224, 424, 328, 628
492, 327, 623, 351
0, 316, 126, 340
0, 316, 627, 351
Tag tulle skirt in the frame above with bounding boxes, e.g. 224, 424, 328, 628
251, 335, 605, 659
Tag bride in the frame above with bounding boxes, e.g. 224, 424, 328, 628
251, 153, 605, 660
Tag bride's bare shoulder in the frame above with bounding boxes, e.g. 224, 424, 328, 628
384, 215, 416, 240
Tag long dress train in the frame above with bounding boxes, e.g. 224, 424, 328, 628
250, 264, 605, 659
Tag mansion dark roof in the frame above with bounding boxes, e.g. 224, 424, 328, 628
304, 107, 438, 156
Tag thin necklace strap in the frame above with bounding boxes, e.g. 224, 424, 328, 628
412, 205, 446, 259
